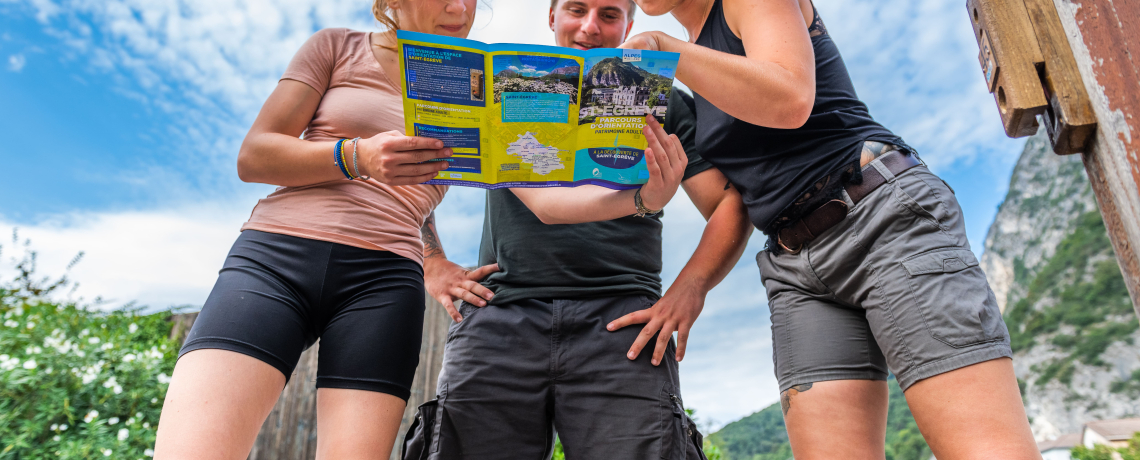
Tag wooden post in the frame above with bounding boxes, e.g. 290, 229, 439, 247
168, 294, 453, 459
968, 0, 1140, 316
1047, 0, 1140, 317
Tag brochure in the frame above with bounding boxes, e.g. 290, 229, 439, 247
397, 30, 680, 189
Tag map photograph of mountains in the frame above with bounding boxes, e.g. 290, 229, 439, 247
491, 54, 580, 104
579, 56, 674, 125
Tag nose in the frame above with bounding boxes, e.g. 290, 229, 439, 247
581, 12, 601, 36
444, 0, 468, 14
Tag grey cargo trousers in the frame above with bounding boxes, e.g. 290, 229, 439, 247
758, 161, 1012, 392
402, 296, 706, 460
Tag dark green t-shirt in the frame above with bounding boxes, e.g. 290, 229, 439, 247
478, 90, 712, 304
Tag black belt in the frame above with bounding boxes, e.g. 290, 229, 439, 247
777, 150, 922, 254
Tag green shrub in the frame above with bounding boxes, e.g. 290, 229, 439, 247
1004, 211, 1137, 386
1, 237, 179, 459
1072, 432, 1140, 460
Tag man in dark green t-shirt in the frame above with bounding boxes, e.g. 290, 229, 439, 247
407, 1, 753, 457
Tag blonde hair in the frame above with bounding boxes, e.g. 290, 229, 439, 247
373, 0, 400, 49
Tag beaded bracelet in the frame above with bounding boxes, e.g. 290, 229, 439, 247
340, 139, 357, 180
333, 139, 353, 180
350, 137, 369, 180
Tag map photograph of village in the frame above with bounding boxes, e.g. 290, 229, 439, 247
491, 54, 580, 104
579, 56, 674, 125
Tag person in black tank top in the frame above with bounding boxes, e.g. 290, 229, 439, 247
621, 1, 1041, 458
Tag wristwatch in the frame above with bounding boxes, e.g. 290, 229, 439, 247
634, 189, 662, 217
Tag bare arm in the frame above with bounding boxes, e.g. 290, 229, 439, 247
607, 168, 754, 364
511, 115, 687, 224
621, 0, 816, 129
420, 211, 499, 322
236, 80, 454, 186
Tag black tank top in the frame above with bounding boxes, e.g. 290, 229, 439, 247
692, 0, 906, 234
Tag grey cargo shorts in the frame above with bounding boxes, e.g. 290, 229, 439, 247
402, 296, 707, 460
757, 161, 1012, 392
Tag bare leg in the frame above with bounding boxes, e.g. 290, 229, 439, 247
154, 349, 285, 460
315, 388, 407, 459
782, 379, 889, 460
904, 358, 1040, 460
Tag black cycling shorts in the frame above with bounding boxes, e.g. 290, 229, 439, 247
179, 230, 425, 400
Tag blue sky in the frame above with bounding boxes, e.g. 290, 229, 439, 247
0, 0, 1027, 428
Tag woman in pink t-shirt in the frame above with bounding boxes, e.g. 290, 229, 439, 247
153, 0, 688, 457
153, 1, 482, 458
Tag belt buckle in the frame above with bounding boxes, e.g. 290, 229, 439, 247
778, 237, 803, 255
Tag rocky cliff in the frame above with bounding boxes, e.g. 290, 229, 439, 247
981, 130, 1140, 441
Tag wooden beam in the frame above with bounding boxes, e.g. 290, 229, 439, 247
967, 0, 1049, 137
1049, 0, 1140, 316
1022, 0, 1098, 154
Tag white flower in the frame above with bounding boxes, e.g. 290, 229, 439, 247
157, 373, 171, 384
22, 359, 36, 370
101, 343, 113, 350
3, 320, 17, 328
80, 329, 89, 337
88, 337, 100, 344
52, 435, 60, 442
0, 355, 17, 371
135, 412, 143, 419
102, 448, 112, 456
143, 422, 150, 428
59, 424, 68, 431
117, 428, 129, 441
144, 449, 155, 457
84, 410, 99, 423
76, 350, 85, 357
25, 322, 35, 329
113, 384, 123, 394
122, 354, 136, 363
108, 417, 120, 425
151, 398, 158, 404
126, 417, 135, 425
103, 376, 118, 388
128, 323, 138, 333
13, 307, 22, 316
50, 424, 59, 431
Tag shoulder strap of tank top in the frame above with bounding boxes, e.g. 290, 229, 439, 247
695, 0, 724, 45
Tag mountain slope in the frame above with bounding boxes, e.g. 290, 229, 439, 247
981, 129, 1140, 440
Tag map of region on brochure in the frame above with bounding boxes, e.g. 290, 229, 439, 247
397, 30, 680, 189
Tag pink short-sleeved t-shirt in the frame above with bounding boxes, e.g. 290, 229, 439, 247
242, 28, 447, 265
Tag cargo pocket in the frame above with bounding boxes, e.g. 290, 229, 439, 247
401, 399, 438, 460
903, 248, 1004, 348
683, 412, 709, 460
659, 384, 704, 460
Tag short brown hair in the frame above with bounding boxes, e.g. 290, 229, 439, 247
550, 0, 637, 20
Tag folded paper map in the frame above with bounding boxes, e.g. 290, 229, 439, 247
397, 30, 680, 189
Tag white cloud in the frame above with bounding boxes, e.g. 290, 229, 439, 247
7, 54, 26, 72
0, 202, 254, 311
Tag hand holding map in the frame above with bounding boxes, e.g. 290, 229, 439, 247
637, 115, 687, 210
397, 31, 681, 189
356, 130, 454, 185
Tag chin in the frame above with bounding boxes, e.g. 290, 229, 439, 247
634, 0, 679, 16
